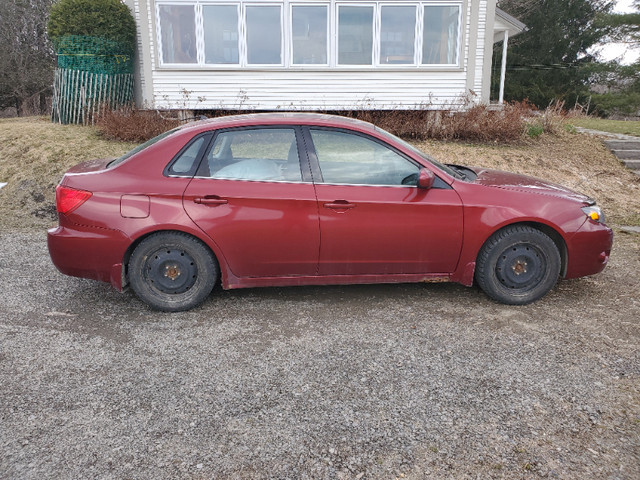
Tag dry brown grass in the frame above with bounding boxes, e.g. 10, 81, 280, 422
0, 117, 135, 229
0, 116, 638, 231
417, 131, 640, 226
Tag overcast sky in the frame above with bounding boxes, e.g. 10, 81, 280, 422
596, 0, 638, 64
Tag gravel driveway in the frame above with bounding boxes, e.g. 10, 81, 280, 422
1, 230, 638, 479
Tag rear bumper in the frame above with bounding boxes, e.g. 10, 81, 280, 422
565, 220, 613, 279
47, 225, 131, 290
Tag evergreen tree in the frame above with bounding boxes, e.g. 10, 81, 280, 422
495, 0, 614, 108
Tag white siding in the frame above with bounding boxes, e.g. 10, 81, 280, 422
137, 0, 482, 111
152, 70, 468, 110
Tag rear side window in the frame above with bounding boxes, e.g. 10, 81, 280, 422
166, 136, 207, 175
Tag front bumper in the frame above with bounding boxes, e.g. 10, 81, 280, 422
565, 219, 614, 279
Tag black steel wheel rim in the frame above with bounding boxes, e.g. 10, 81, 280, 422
495, 243, 546, 291
144, 247, 198, 294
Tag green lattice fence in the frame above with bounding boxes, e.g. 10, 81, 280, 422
51, 35, 134, 125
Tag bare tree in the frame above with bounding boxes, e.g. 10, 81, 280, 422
0, 0, 56, 115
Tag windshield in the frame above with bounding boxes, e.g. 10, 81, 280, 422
108, 128, 180, 168
374, 126, 464, 180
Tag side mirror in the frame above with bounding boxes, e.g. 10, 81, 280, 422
417, 168, 435, 190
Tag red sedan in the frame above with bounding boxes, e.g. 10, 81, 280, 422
48, 114, 613, 311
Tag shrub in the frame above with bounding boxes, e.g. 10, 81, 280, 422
48, 0, 136, 54
337, 101, 531, 143
96, 108, 180, 142
527, 124, 544, 138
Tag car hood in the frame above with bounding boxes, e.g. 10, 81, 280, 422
471, 168, 593, 204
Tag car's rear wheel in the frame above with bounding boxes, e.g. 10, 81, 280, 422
129, 232, 218, 311
475, 225, 561, 305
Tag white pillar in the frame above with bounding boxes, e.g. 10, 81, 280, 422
499, 30, 509, 104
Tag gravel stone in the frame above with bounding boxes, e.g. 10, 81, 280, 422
0, 231, 638, 479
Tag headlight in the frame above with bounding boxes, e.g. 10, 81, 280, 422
581, 205, 605, 224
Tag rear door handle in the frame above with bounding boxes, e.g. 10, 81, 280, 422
324, 200, 356, 210
194, 196, 228, 206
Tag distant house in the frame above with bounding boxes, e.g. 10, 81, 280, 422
124, 0, 524, 112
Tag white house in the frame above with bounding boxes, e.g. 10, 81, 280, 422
124, 0, 524, 112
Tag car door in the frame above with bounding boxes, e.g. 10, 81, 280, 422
306, 127, 464, 276
183, 126, 320, 278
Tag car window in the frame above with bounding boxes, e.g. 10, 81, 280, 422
205, 128, 302, 182
310, 129, 419, 186
167, 136, 206, 174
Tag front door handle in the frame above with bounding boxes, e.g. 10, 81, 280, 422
194, 196, 228, 206
324, 200, 356, 210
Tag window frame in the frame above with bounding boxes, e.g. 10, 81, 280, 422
244, 2, 285, 67
201, 2, 241, 65
194, 125, 313, 183
156, 2, 201, 66
420, 2, 462, 66
290, 3, 331, 67
164, 132, 213, 177
304, 126, 431, 188
154, 0, 464, 70
377, 3, 420, 67
335, 3, 376, 67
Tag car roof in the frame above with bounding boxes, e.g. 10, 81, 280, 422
177, 112, 378, 136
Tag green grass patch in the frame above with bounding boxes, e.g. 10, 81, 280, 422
568, 117, 640, 137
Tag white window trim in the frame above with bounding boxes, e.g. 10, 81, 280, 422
154, 0, 464, 70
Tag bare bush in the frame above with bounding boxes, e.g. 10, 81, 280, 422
96, 108, 180, 142
340, 101, 533, 143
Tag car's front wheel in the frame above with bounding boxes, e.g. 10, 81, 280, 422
129, 232, 218, 311
475, 225, 561, 305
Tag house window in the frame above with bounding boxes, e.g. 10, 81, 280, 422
156, 1, 463, 69
380, 5, 417, 65
422, 5, 460, 65
203, 5, 239, 64
246, 5, 282, 65
158, 4, 197, 64
292, 5, 328, 65
338, 5, 374, 65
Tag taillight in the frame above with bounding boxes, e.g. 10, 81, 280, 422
56, 185, 92, 214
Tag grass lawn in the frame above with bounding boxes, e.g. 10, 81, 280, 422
568, 117, 640, 137
1, 116, 639, 230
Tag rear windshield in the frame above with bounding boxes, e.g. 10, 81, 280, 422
108, 128, 180, 168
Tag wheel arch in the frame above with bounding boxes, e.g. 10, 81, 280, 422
122, 228, 225, 288
480, 221, 568, 278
